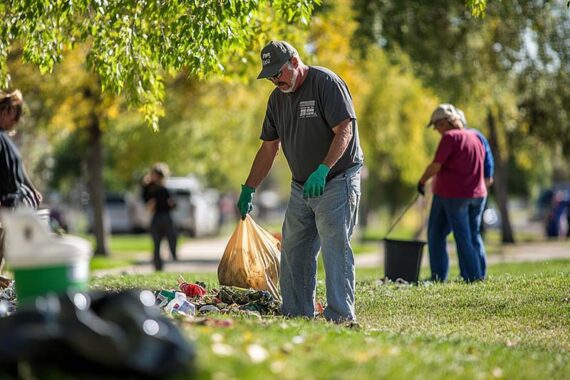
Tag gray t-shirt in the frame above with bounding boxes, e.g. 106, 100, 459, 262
260, 66, 363, 183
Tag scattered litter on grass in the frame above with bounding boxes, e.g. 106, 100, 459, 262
154, 282, 282, 321
155, 290, 176, 307
166, 292, 197, 316
199, 305, 219, 313
178, 276, 207, 298
0, 281, 16, 317
0, 275, 12, 289
0, 281, 15, 298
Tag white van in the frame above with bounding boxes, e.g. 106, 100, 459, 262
165, 176, 220, 237
87, 192, 134, 234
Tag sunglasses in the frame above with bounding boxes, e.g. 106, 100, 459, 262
267, 69, 284, 82
266, 62, 290, 81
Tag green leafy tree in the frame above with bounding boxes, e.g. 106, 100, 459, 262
103, 5, 319, 193
104, 0, 442, 237
355, 48, 439, 236
8, 46, 122, 254
1, 0, 320, 128
1, 1, 320, 255
351, 0, 567, 243
516, 1, 570, 159
105, 77, 272, 191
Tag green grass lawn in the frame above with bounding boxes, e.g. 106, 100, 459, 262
84, 260, 570, 379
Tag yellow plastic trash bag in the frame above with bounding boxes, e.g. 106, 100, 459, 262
218, 215, 281, 300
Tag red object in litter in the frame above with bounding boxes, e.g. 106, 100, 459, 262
315, 302, 324, 314
179, 282, 207, 298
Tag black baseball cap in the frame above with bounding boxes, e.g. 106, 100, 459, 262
257, 41, 298, 79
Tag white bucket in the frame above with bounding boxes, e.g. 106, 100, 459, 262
1, 209, 92, 304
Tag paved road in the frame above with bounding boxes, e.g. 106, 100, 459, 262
93, 236, 229, 276
93, 234, 570, 277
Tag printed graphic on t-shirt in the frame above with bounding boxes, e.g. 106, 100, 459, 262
299, 100, 318, 118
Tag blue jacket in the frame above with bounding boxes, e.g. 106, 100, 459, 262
470, 128, 494, 179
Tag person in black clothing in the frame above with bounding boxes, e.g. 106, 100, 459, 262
0, 90, 42, 209
0, 90, 42, 283
143, 163, 177, 271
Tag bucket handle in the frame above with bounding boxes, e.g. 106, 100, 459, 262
383, 193, 419, 240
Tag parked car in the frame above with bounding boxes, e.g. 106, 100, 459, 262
88, 176, 221, 236
165, 176, 220, 237
125, 191, 151, 233
87, 192, 133, 234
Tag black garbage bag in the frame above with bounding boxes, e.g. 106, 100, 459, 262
0, 290, 195, 378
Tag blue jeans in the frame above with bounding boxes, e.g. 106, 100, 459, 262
427, 195, 486, 282
280, 164, 361, 322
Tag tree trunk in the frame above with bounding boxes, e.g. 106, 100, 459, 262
413, 192, 430, 240
86, 103, 109, 256
487, 109, 515, 243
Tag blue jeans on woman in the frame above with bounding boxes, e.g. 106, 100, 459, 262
427, 195, 486, 282
280, 164, 361, 322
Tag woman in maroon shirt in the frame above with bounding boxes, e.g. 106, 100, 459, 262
418, 104, 487, 282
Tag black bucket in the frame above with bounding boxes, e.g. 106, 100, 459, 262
383, 239, 426, 283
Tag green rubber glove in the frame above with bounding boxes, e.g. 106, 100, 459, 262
303, 164, 330, 198
237, 184, 255, 220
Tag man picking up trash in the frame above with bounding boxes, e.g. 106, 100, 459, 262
237, 41, 364, 323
